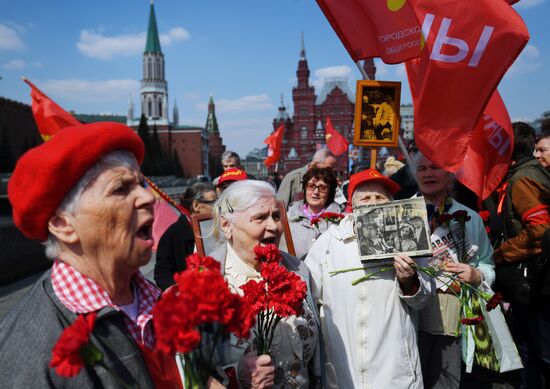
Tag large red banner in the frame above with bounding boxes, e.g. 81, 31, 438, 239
456, 91, 513, 200
316, 0, 422, 64
406, 0, 529, 172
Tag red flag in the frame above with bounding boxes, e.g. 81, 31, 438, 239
264, 125, 284, 167
316, 0, 422, 64
325, 117, 349, 156
406, 0, 529, 172
22, 78, 80, 141
456, 91, 513, 200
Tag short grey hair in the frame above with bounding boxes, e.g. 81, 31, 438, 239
312, 148, 335, 164
43, 150, 139, 260
410, 151, 455, 186
211, 180, 276, 240
221, 150, 241, 165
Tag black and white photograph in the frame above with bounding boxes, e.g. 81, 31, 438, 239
354, 197, 432, 262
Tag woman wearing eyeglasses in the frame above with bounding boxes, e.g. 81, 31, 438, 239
154, 182, 217, 290
287, 167, 343, 259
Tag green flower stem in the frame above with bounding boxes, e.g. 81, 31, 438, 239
267, 316, 282, 352
330, 267, 366, 276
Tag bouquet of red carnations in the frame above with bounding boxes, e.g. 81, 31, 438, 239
240, 244, 308, 355
153, 254, 256, 389
310, 212, 345, 228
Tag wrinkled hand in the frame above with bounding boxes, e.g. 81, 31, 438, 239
445, 262, 481, 286
237, 353, 275, 389
207, 377, 226, 389
394, 254, 419, 294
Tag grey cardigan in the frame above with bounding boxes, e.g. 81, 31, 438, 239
0, 270, 155, 388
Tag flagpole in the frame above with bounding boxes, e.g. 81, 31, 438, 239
356, 61, 378, 169
355, 61, 370, 80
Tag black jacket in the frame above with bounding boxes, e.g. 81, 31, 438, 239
154, 216, 195, 290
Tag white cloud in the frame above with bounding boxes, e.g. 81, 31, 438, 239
41, 79, 140, 102
77, 30, 145, 59
507, 44, 542, 76
201, 95, 274, 114
160, 27, 190, 46
3, 59, 25, 69
311, 65, 353, 90
77, 27, 190, 60
0, 23, 25, 50
515, 0, 546, 9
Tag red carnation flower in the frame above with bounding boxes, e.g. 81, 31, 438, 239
224, 295, 257, 339
240, 279, 268, 315
254, 244, 281, 263
261, 262, 307, 318
50, 313, 98, 378
479, 210, 490, 222
452, 210, 471, 222
310, 217, 320, 226
485, 292, 502, 312
461, 314, 484, 325
186, 253, 220, 272
438, 214, 453, 224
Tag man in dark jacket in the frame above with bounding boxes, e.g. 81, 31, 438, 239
494, 122, 550, 389
154, 215, 196, 290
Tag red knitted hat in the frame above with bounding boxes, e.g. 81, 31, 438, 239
8, 122, 144, 241
217, 168, 248, 186
348, 169, 401, 200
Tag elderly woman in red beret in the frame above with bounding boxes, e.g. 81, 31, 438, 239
0, 122, 184, 388
305, 169, 434, 389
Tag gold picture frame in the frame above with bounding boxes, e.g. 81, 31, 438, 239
353, 80, 401, 148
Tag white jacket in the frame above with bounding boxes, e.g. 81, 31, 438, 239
305, 214, 434, 389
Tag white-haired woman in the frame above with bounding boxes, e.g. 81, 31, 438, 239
210, 180, 323, 389
412, 152, 495, 389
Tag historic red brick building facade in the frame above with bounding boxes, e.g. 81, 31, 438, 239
273, 40, 357, 176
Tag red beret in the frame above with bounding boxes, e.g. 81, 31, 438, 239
8, 122, 144, 241
348, 169, 401, 200
217, 168, 248, 186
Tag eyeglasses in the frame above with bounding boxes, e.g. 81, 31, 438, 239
198, 199, 216, 205
305, 183, 329, 194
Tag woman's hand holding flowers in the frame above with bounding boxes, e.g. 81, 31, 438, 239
237, 353, 275, 389
445, 262, 482, 286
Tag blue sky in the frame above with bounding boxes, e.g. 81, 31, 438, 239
0, 0, 548, 157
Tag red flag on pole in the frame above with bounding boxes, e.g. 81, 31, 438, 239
22, 78, 185, 247
406, 0, 529, 172
456, 91, 513, 200
264, 125, 285, 167
316, 0, 422, 64
325, 117, 349, 156
22, 77, 80, 141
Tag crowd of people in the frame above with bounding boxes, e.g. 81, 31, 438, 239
0, 119, 549, 389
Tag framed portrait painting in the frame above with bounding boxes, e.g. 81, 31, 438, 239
353, 80, 401, 148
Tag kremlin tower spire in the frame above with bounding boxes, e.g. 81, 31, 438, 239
140, 0, 169, 125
